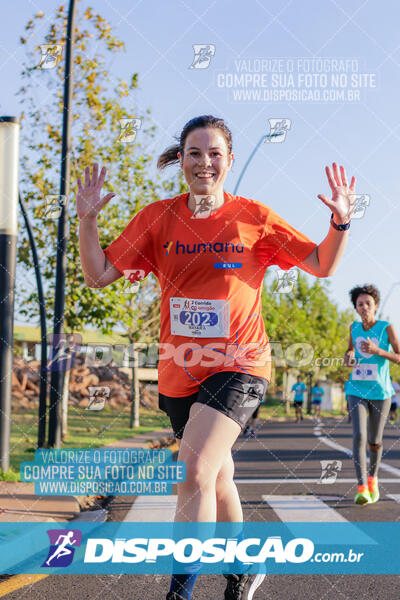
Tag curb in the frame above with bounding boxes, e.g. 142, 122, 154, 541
72, 509, 108, 523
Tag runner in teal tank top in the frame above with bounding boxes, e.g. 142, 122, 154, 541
344, 284, 400, 505
345, 319, 394, 400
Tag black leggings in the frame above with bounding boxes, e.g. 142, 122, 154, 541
347, 395, 391, 485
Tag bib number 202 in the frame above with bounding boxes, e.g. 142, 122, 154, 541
180, 310, 218, 327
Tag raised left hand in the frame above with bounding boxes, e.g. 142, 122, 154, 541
318, 162, 356, 224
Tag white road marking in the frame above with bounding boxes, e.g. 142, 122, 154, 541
375, 461, 400, 476
261, 494, 376, 544
124, 495, 177, 522
387, 494, 400, 503
261, 494, 347, 522
313, 429, 400, 478
316, 435, 352, 456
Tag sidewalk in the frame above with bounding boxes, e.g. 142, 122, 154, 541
0, 427, 176, 523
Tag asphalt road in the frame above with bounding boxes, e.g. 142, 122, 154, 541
3, 417, 400, 600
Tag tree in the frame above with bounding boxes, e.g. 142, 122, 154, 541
16, 3, 184, 350
261, 269, 354, 411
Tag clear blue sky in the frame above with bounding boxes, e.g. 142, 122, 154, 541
2, 0, 400, 338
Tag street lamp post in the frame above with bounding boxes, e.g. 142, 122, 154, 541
0, 117, 20, 471
233, 128, 284, 196
18, 191, 48, 448
233, 135, 266, 196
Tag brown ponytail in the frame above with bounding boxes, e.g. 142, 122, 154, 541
157, 144, 180, 170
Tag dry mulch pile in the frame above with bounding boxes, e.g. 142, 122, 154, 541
12, 356, 159, 411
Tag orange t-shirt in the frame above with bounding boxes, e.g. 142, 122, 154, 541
103, 191, 317, 397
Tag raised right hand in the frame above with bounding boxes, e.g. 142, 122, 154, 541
76, 163, 115, 220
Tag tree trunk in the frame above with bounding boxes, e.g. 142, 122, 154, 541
284, 370, 290, 415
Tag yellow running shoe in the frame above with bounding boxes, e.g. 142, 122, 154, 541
368, 476, 380, 503
354, 484, 371, 505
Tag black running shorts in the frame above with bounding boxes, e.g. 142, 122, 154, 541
159, 371, 268, 439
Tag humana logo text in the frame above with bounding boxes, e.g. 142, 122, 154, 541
84, 536, 313, 563
173, 241, 244, 255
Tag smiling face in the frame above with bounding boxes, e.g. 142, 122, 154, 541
177, 127, 233, 195
355, 293, 377, 320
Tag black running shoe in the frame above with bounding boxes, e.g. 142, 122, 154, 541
166, 592, 186, 600
223, 573, 266, 599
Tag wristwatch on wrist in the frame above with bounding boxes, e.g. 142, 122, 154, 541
330, 213, 351, 231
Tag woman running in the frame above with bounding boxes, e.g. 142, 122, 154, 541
78, 115, 356, 600
344, 284, 400, 505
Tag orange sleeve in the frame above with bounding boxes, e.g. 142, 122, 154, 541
102, 207, 155, 282
254, 206, 317, 271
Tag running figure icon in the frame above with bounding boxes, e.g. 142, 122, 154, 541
42, 530, 82, 568
319, 460, 342, 483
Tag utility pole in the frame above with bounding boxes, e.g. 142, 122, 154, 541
48, 0, 77, 447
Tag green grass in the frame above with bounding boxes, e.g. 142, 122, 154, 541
2, 397, 347, 481
259, 396, 346, 420
4, 404, 171, 478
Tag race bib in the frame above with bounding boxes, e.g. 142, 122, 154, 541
352, 363, 378, 381
170, 298, 230, 338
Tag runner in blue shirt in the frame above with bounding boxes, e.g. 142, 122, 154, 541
291, 375, 306, 422
311, 380, 325, 420
344, 284, 400, 505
